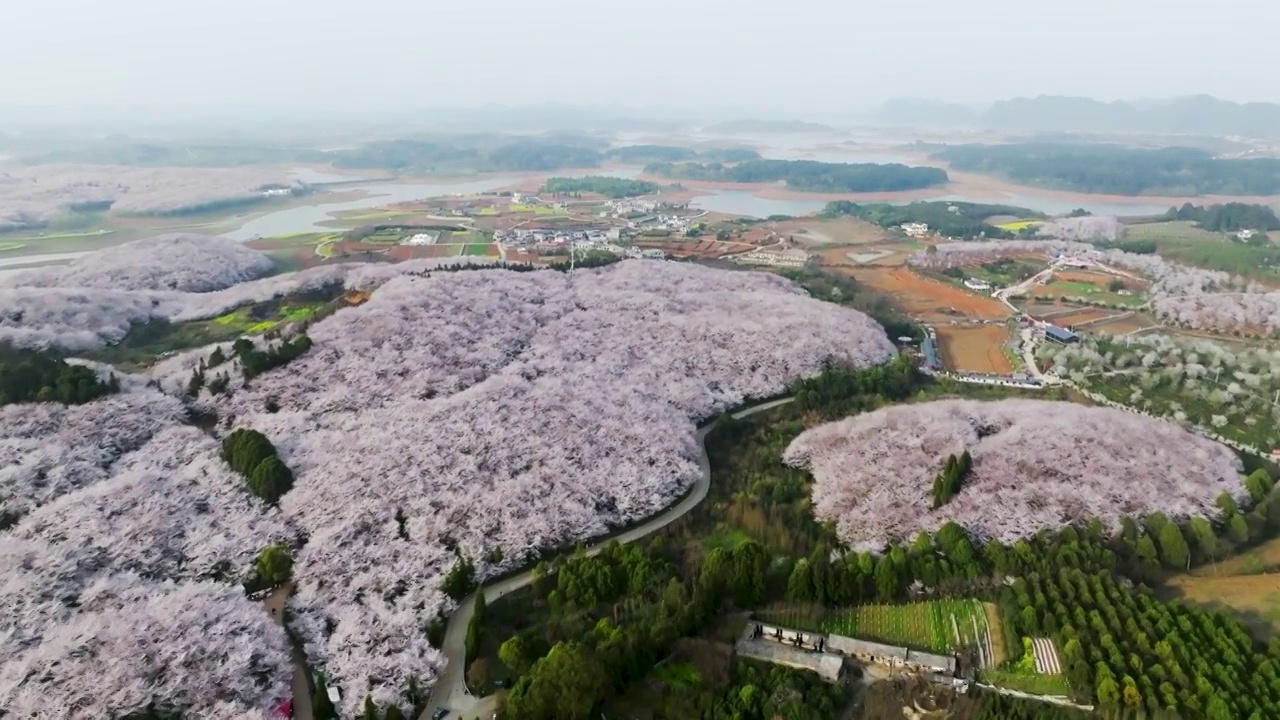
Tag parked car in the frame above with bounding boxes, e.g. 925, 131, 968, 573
431, 709, 449, 720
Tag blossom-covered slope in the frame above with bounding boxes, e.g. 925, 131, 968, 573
0, 389, 295, 718
3, 234, 276, 292
0, 164, 303, 230
207, 260, 896, 712
0, 238, 499, 351
784, 399, 1244, 551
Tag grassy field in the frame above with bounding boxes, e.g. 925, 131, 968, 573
361, 228, 406, 244
86, 298, 330, 370
462, 243, 494, 256
981, 667, 1071, 696
1166, 574, 1280, 638
760, 599, 988, 654
1124, 221, 1280, 282
1037, 279, 1145, 308
474, 206, 500, 216
0, 242, 26, 252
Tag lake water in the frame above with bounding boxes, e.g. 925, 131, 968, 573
689, 188, 1175, 219
222, 177, 520, 240
691, 190, 828, 218
0, 251, 92, 269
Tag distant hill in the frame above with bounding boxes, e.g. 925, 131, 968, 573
876, 94, 1280, 138
702, 119, 834, 134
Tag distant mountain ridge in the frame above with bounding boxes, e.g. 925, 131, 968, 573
876, 95, 1280, 137
702, 119, 834, 134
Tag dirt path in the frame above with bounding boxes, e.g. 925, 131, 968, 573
420, 397, 796, 720
264, 582, 314, 720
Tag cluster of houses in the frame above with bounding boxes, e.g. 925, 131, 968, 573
739, 622, 970, 691
495, 226, 623, 253
604, 198, 661, 216
734, 247, 813, 268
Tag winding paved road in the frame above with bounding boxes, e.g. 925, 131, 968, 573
420, 397, 795, 720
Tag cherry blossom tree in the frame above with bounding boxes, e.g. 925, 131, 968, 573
785, 399, 1245, 551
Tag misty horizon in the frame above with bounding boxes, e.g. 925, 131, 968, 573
5, 0, 1277, 121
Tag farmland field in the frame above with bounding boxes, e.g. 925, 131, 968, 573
759, 600, 988, 654
994, 220, 1043, 232
1166, 574, 1280, 637
935, 325, 1014, 374
1086, 312, 1160, 335
462, 243, 497, 257
0, 242, 26, 252
851, 268, 1011, 322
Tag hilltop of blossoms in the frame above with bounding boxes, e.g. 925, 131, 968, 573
784, 399, 1244, 551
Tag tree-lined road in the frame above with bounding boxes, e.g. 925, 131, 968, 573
420, 397, 795, 720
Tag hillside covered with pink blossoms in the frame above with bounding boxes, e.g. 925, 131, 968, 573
1, 241, 897, 717
784, 399, 1245, 552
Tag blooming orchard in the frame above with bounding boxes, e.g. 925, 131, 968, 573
3, 234, 276, 293
785, 399, 1245, 551
0, 233, 499, 350
205, 260, 895, 712
2, 245, 896, 717
0, 164, 303, 230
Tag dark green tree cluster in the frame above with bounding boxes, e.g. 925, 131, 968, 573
541, 176, 658, 198
220, 428, 294, 504
790, 355, 920, 417
1000, 568, 1280, 718
774, 267, 920, 341
934, 143, 1280, 196
931, 451, 972, 509
1095, 238, 1158, 254
440, 556, 477, 601
502, 539, 770, 720
822, 200, 1035, 239
652, 660, 846, 720
603, 144, 699, 163
251, 543, 293, 588
1166, 202, 1280, 232
643, 159, 948, 193
233, 334, 313, 380
0, 344, 118, 406
465, 590, 486, 666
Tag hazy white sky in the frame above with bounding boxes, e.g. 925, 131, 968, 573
4, 0, 1276, 114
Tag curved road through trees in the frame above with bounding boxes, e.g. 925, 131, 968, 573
420, 396, 795, 720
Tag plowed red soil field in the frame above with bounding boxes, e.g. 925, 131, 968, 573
852, 268, 1011, 322
935, 325, 1014, 374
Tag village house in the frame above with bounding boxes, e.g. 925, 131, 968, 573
901, 222, 930, 238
